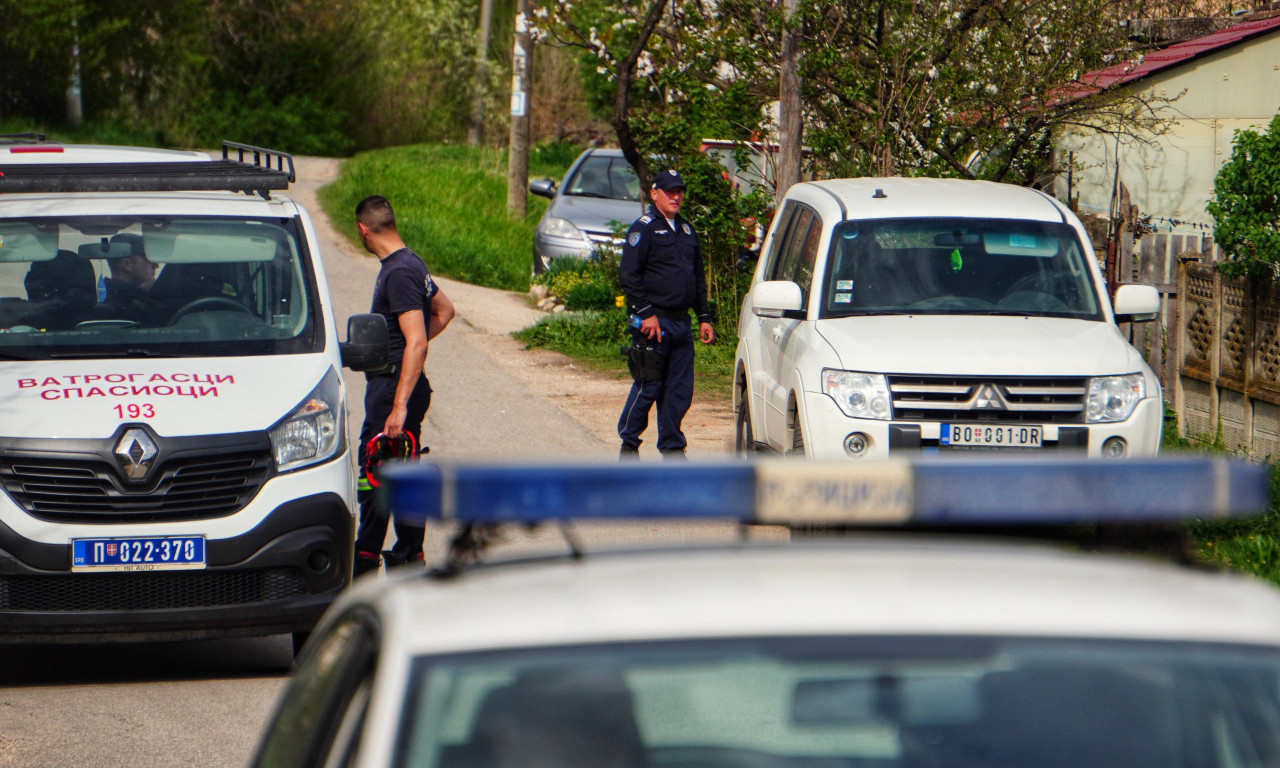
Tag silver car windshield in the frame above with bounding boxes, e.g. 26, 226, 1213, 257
821, 218, 1102, 320
399, 636, 1280, 768
0, 215, 321, 359
565, 154, 641, 202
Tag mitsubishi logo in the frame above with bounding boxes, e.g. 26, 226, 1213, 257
114, 428, 158, 481
972, 384, 1007, 411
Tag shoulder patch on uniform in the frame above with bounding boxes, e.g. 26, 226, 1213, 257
638, 215, 652, 224
628, 232, 642, 247
682, 223, 692, 235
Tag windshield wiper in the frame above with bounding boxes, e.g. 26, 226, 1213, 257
48, 349, 188, 359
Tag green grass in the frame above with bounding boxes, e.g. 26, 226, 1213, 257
1159, 405, 1280, 585
514, 310, 737, 399
317, 144, 562, 292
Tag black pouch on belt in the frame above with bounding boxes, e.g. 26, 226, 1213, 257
621, 339, 665, 382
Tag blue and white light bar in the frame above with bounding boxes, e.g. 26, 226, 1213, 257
381, 457, 1268, 527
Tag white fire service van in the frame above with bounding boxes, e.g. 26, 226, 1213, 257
0, 136, 388, 651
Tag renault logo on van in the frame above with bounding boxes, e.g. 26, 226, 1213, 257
972, 384, 1007, 411
115, 428, 158, 481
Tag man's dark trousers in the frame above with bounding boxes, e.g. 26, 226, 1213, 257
618, 317, 694, 452
355, 372, 432, 566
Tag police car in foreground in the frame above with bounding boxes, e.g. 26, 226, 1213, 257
252, 458, 1280, 768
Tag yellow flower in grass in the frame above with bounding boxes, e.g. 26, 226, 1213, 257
615, 295, 626, 308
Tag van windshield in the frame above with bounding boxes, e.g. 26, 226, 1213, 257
820, 218, 1103, 320
0, 215, 322, 358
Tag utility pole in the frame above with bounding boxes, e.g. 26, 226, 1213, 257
467, 0, 494, 146
775, 0, 801, 208
506, 0, 531, 217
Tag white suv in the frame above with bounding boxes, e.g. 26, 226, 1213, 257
735, 177, 1163, 459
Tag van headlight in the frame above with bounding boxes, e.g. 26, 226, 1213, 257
822, 370, 892, 420
271, 368, 345, 472
1086, 374, 1145, 423
537, 216, 589, 244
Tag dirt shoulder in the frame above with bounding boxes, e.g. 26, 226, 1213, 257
292, 156, 735, 458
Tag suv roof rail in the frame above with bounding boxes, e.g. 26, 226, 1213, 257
0, 139, 294, 197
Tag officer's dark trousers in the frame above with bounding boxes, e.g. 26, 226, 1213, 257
355, 372, 432, 566
618, 317, 694, 452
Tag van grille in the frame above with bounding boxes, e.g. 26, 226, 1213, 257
888, 375, 1088, 424
0, 445, 272, 524
0, 568, 307, 612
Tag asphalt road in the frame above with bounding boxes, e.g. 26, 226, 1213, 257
0, 158, 616, 768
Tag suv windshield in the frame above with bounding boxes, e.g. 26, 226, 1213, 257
402, 636, 1280, 768
565, 154, 641, 202
820, 218, 1102, 320
0, 215, 321, 358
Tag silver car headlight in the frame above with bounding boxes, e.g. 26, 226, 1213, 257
537, 216, 589, 243
822, 370, 892, 420
1086, 374, 1145, 423
271, 367, 345, 472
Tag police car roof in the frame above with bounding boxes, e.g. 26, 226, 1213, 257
345, 456, 1280, 656
353, 536, 1280, 657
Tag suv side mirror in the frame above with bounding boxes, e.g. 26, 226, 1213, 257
1112, 284, 1160, 323
340, 313, 390, 371
529, 178, 557, 199
752, 280, 805, 319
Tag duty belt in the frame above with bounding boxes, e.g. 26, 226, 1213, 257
364, 362, 401, 380
652, 307, 690, 321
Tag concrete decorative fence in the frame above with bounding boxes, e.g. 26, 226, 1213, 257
1121, 229, 1280, 458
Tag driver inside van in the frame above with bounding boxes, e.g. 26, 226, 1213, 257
98, 233, 160, 323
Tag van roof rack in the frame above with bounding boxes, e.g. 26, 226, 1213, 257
0, 140, 294, 197
0, 133, 48, 144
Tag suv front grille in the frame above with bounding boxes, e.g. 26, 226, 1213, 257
888, 375, 1087, 424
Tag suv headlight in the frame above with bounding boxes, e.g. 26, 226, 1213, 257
271, 367, 345, 472
822, 370, 892, 420
537, 216, 588, 243
1086, 374, 1145, 423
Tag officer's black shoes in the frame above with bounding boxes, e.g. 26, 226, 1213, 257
620, 443, 641, 460
660, 449, 688, 461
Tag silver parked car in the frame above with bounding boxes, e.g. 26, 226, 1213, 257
529, 148, 643, 275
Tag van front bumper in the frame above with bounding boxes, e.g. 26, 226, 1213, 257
0, 493, 353, 643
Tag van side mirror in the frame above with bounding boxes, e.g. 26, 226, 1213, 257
340, 313, 390, 371
1112, 284, 1160, 323
529, 178, 557, 199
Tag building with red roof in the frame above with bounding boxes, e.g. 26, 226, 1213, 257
1055, 12, 1280, 232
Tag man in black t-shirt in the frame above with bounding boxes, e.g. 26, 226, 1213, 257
352, 195, 455, 578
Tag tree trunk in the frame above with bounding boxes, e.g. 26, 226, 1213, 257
775, 0, 801, 208
468, 0, 494, 146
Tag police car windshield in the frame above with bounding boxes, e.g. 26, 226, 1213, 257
0, 215, 322, 358
820, 218, 1103, 320
399, 636, 1280, 768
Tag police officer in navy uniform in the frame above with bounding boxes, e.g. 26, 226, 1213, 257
352, 195, 455, 577
617, 169, 715, 459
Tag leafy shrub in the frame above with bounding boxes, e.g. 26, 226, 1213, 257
531, 140, 584, 168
